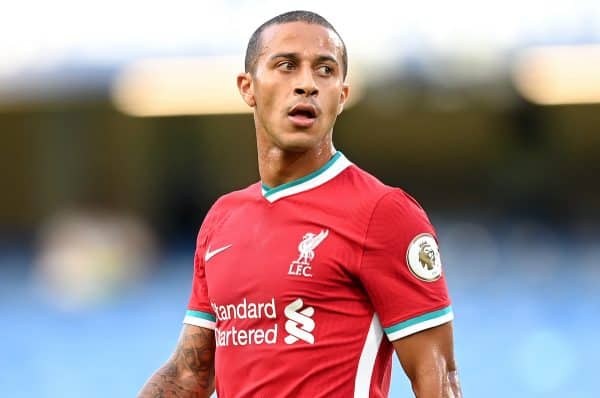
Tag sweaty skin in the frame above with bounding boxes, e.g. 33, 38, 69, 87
137, 20, 462, 398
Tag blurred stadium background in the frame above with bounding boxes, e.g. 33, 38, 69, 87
1, 1, 599, 397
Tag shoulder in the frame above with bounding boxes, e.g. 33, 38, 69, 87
210, 181, 262, 211
342, 163, 429, 220
339, 163, 434, 246
196, 182, 261, 244
372, 188, 430, 225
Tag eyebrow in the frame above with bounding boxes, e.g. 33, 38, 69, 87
315, 55, 339, 66
270, 52, 339, 66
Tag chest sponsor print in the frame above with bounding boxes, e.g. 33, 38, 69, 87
212, 297, 316, 347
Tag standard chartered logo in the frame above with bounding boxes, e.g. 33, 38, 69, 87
284, 298, 315, 344
212, 298, 278, 347
211, 297, 315, 346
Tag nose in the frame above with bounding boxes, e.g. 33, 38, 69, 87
294, 68, 318, 97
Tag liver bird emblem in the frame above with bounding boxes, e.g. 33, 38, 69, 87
295, 230, 329, 265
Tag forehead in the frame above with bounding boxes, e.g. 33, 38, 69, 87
258, 21, 344, 61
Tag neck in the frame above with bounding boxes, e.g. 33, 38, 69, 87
257, 141, 336, 189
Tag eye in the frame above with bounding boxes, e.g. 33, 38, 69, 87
277, 61, 295, 71
317, 65, 333, 76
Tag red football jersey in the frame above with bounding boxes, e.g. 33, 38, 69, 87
184, 152, 453, 397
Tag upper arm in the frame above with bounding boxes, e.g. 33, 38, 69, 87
393, 322, 461, 397
358, 190, 453, 341
176, 216, 218, 386
358, 191, 461, 396
171, 324, 216, 387
139, 212, 219, 398
185, 215, 218, 328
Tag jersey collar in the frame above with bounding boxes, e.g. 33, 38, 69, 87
261, 151, 352, 203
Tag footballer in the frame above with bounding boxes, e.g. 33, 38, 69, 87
138, 10, 462, 398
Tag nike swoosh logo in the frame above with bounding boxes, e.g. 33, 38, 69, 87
204, 244, 233, 262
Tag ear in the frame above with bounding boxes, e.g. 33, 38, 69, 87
237, 72, 256, 107
337, 84, 350, 115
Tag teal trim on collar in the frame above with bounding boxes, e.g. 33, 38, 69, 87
262, 151, 342, 198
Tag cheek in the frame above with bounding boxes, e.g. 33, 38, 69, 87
323, 89, 344, 117
253, 82, 287, 130
254, 81, 281, 112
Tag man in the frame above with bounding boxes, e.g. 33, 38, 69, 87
138, 10, 462, 398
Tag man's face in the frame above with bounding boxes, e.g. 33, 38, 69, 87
238, 22, 349, 153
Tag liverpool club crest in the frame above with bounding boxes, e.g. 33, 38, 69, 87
288, 229, 329, 277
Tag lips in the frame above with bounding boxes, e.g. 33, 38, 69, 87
288, 103, 318, 128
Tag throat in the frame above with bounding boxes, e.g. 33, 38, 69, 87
259, 147, 336, 189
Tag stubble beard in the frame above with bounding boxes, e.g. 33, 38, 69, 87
255, 111, 328, 154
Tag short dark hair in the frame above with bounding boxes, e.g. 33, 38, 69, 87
244, 10, 348, 79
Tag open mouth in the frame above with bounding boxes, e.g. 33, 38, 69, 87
289, 107, 316, 118
288, 104, 317, 127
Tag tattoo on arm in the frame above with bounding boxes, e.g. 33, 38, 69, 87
177, 330, 214, 385
138, 326, 215, 398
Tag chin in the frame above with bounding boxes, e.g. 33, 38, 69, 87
269, 129, 320, 152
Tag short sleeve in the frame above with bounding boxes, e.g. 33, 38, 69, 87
359, 190, 453, 341
183, 217, 217, 330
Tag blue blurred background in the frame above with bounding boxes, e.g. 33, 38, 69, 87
1, 1, 599, 397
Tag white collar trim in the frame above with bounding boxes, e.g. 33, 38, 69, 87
261, 152, 352, 203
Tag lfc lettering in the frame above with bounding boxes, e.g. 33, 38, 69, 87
288, 261, 312, 277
